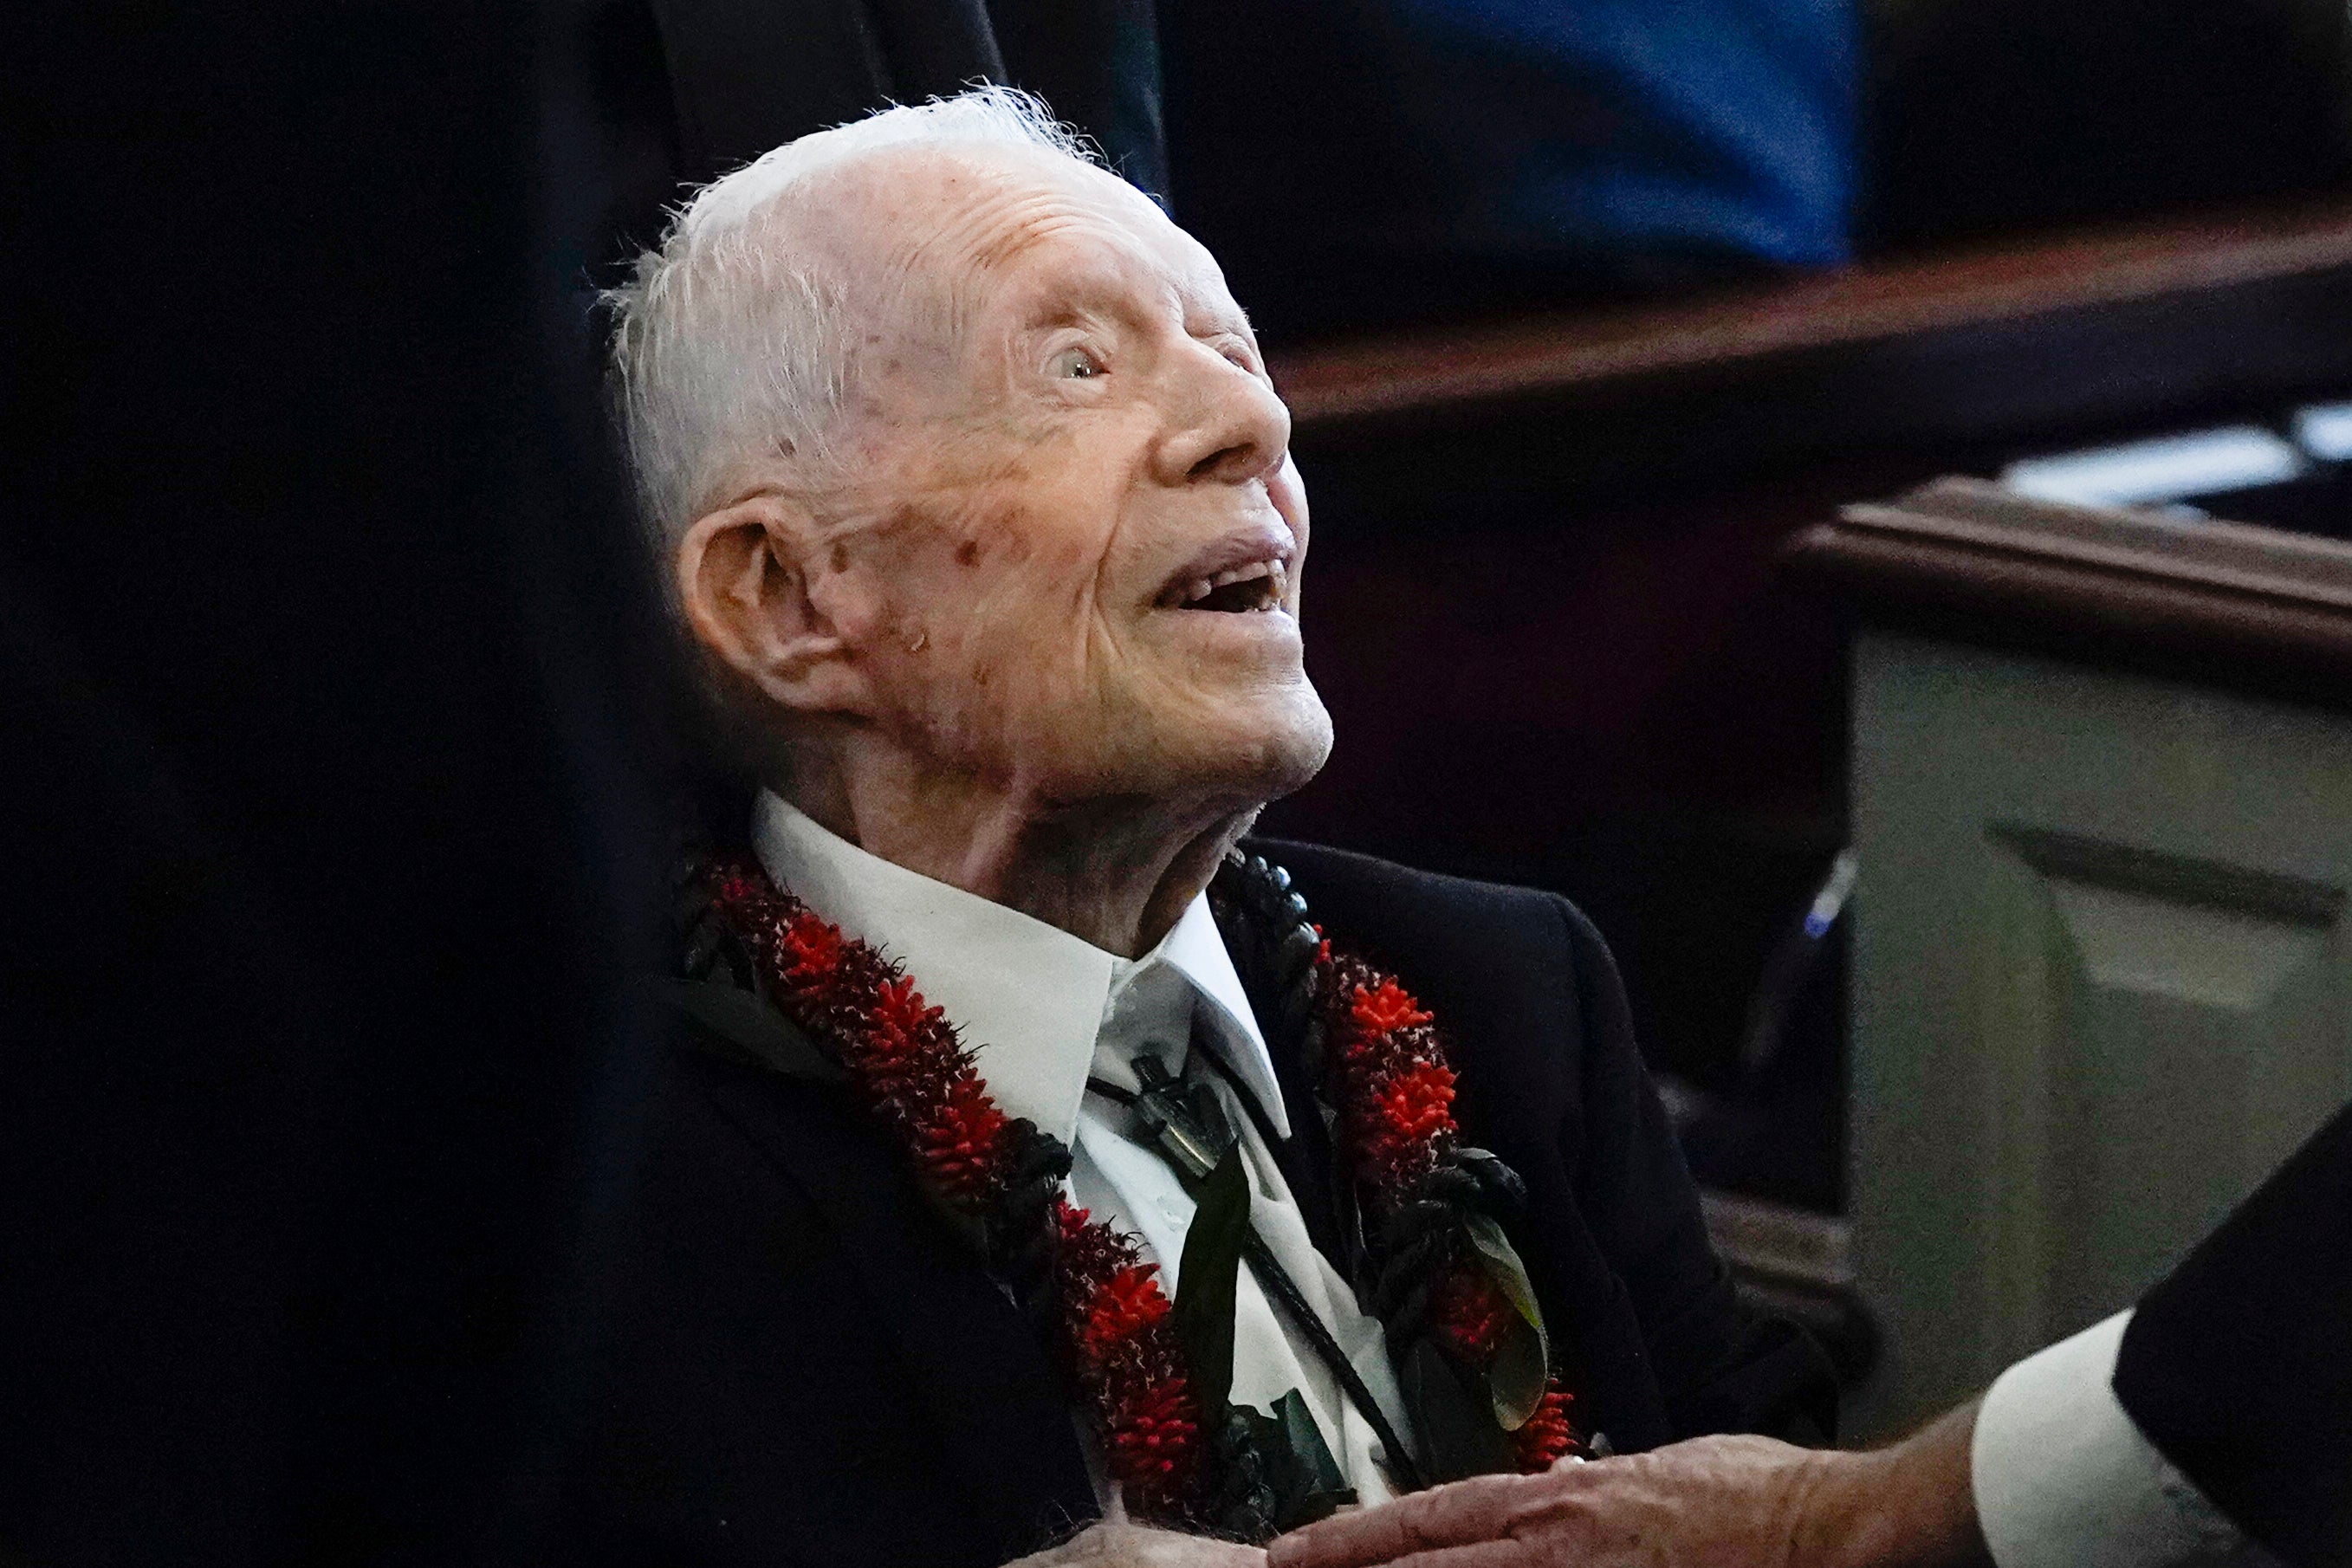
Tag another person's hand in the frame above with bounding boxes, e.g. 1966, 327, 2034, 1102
1267, 1437, 1829, 1568
1011, 1521, 1267, 1566
1268, 1409, 1987, 1568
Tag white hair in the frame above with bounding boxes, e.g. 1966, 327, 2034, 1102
605, 87, 1098, 557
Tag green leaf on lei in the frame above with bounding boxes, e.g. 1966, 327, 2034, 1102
1461, 1212, 1549, 1429
1260, 1389, 1357, 1531
1171, 1143, 1251, 1428
1271, 1390, 1344, 1485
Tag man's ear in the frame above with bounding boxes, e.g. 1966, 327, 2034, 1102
676, 496, 868, 717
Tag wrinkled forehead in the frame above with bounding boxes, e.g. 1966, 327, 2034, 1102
803, 143, 1247, 341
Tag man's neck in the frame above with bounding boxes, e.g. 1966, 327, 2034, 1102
775, 758, 1260, 959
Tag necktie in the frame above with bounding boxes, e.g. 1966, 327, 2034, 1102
1088, 1050, 1422, 1492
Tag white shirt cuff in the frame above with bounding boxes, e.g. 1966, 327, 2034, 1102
1969, 1310, 2274, 1568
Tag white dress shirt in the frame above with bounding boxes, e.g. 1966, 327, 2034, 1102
1972, 1310, 2277, 1567
753, 792, 1412, 1508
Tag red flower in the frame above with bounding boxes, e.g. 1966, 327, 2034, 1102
1046, 1193, 1200, 1513
1427, 1263, 1512, 1363
1351, 978, 1433, 1039
916, 1072, 1011, 1202
1319, 954, 1459, 1195
1105, 1374, 1202, 1505
1375, 1060, 1458, 1147
1512, 1383, 1579, 1471
781, 910, 844, 985
868, 973, 942, 1046
1053, 1197, 1135, 1280
1080, 1263, 1172, 1358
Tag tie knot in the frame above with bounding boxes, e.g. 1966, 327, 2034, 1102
1098, 956, 1196, 1088
1121, 1052, 1237, 1181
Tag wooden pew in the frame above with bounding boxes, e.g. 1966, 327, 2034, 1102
1788, 480, 2352, 1437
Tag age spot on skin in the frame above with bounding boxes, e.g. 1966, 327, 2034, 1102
830, 542, 849, 573
956, 540, 982, 567
881, 500, 939, 541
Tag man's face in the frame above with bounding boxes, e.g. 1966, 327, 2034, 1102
798, 145, 1332, 817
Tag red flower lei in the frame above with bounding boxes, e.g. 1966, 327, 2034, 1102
1318, 943, 1580, 1473
705, 858, 1576, 1524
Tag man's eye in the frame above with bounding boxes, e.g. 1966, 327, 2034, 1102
1049, 347, 1104, 380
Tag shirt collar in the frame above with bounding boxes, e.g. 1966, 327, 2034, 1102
1144, 892, 1290, 1138
751, 791, 1288, 1145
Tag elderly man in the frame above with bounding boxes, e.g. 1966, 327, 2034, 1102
574, 88, 1830, 1567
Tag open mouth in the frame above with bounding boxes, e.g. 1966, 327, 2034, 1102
1159, 557, 1289, 613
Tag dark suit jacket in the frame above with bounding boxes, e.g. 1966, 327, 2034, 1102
556, 838, 1834, 1566
2116, 1098, 2352, 1568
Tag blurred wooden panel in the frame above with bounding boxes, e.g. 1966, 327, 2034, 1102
1824, 489, 2352, 1436
1850, 634, 2352, 1436
1785, 477, 2352, 704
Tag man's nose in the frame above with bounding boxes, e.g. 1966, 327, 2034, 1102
1152, 349, 1292, 488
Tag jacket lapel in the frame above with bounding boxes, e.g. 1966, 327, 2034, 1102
1225, 1008, 1352, 1280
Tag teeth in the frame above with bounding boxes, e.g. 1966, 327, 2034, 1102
1171, 556, 1289, 608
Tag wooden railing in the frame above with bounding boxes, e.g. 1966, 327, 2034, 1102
1269, 200, 2352, 439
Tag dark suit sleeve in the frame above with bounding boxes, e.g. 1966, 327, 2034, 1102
1548, 894, 1839, 1444
2114, 1099, 2352, 1567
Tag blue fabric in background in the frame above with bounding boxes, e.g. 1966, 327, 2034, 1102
1384, 0, 1856, 266
1161, 0, 1858, 338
